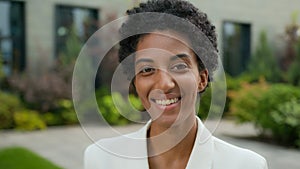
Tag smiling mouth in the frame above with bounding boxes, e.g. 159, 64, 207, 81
151, 97, 181, 106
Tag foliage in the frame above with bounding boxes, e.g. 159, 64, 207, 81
197, 87, 211, 119
0, 91, 24, 129
8, 67, 73, 113
42, 99, 77, 126
271, 98, 300, 146
97, 92, 142, 125
42, 112, 64, 126
198, 82, 225, 119
13, 110, 46, 130
0, 54, 4, 84
0, 88, 77, 130
58, 99, 78, 124
0, 147, 62, 169
58, 25, 82, 66
287, 39, 300, 86
228, 78, 269, 123
8, 25, 81, 113
282, 11, 300, 71
247, 31, 281, 82
229, 80, 300, 147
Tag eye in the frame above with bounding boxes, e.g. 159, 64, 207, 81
139, 66, 156, 75
171, 63, 188, 72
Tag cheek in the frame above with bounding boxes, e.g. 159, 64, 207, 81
134, 78, 151, 107
176, 74, 199, 95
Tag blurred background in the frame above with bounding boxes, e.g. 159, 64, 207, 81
0, 0, 300, 169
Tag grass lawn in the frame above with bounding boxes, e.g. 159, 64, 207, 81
0, 147, 63, 169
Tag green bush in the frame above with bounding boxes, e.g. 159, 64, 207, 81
287, 40, 300, 86
229, 79, 269, 123
0, 54, 4, 83
14, 110, 46, 130
247, 31, 281, 82
58, 99, 78, 124
229, 80, 300, 147
42, 112, 63, 126
97, 92, 142, 125
0, 91, 24, 129
197, 87, 211, 119
42, 99, 78, 126
198, 73, 260, 120
271, 98, 300, 146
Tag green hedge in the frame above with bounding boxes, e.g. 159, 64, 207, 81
0, 90, 77, 130
0, 91, 24, 129
229, 79, 300, 147
97, 92, 143, 125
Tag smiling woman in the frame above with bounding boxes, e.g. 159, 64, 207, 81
84, 0, 268, 169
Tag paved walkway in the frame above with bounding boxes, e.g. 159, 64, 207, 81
1, 120, 300, 169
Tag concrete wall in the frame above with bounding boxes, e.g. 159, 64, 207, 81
22, 0, 133, 73
20, 0, 300, 72
190, 0, 300, 59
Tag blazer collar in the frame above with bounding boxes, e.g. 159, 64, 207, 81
137, 116, 214, 168
186, 116, 214, 169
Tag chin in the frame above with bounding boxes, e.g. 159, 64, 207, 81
152, 111, 194, 129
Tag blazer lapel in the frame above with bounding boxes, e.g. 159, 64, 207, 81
186, 117, 214, 169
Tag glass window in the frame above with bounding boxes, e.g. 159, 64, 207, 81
55, 5, 98, 60
222, 21, 251, 76
0, 1, 25, 75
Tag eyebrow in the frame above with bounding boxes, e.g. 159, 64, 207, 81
170, 53, 191, 61
135, 58, 154, 65
135, 53, 191, 65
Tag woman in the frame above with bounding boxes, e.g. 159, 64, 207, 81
85, 0, 268, 168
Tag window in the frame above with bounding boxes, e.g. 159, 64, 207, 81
0, 1, 25, 75
222, 21, 251, 76
55, 5, 98, 59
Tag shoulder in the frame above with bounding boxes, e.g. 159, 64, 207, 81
84, 138, 120, 169
212, 137, 268, 169
84, 126, 148, 169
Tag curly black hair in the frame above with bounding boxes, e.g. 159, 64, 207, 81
118, 0, 218, 82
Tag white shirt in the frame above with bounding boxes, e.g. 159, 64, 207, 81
85, 117, 268, 169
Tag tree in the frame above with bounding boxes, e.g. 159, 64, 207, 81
247, 31, 281, 82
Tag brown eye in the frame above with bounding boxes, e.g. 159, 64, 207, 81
171, 63, 188, 72
139, 67, 155, 75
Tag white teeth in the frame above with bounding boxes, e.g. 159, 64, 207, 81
155, 98, 179, 106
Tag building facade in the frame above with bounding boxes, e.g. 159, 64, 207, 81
0, 0, 299, 76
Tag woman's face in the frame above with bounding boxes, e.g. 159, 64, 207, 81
134, 31, 208, 127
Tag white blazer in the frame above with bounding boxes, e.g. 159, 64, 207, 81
85, 117, 268, 169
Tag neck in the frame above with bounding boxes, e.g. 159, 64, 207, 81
147, 115, 198, 160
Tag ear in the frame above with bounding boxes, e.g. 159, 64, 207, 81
198, 69, 209, 92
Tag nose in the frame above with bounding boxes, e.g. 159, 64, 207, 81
154, 69, 176, 92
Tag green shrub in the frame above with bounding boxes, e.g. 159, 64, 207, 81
229, 78, 269, 123
247, 31, 281, 82
0, 54, 4, 83
14, 110, 46, 130
97, 92, 142, 125
287, 40, 300, 86
271, 98, 300, 146
42, 112, 63, 126
58, 99, 78, 124
255, 84, 300, 130
42, 99, 78, 126
197, 87, 211, 119
229, 80, 300, 147
0, 91, 24, 129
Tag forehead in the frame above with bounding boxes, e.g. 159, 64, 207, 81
136, 31, 194, 58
